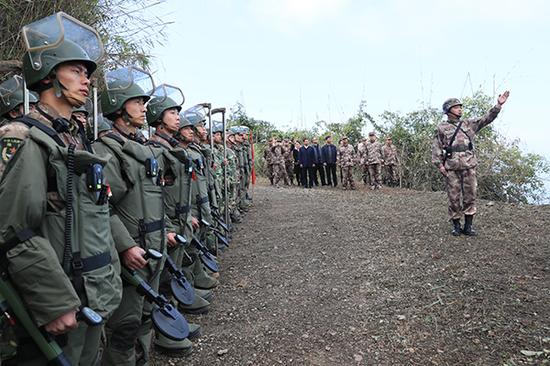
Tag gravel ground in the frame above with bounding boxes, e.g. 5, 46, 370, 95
153, 182, 550, 366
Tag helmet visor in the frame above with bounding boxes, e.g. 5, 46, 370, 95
104, 66, 154, 100
0, 75, 23, 107
22, 12, 103, 71
150, 84, 185, 106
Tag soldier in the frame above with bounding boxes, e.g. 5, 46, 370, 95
240, 126, 253, 203
0, 75, 38, 127
0, 13, 122, 365
271, 139, 288, 187
263, 137, 274, 185
226, 128, 243, 222
383, 136, 399, 186
432, 91, 510, 236
337, 136, 356, 190
356, 137, 369, 185
176, 115, 220, 289
95, 67, 193, 363
211, 123, 228, 219
145, 86, 207, 349
283, 138, 295, 185
365, 131, 384, 190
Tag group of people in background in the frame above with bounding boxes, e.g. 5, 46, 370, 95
263, 132, 400, 190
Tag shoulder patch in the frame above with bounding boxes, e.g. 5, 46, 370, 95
1, 137, 23, 163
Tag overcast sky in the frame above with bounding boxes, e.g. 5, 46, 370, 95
148, 0, 549, 169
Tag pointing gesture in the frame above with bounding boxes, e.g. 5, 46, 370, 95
497, 90, 510, 106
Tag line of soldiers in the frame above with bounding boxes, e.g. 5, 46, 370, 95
0, 12, 253, 366
263, 133, 400, 190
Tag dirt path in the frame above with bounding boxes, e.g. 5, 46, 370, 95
153, 183, 550, 366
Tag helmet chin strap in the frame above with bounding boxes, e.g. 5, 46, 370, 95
53, 78, 87, 107
122, 109, 143, 127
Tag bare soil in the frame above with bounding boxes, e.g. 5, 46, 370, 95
153, 181, 550, 366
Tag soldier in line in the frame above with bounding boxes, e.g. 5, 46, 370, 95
263, 137, 274, 184
292, 141, 302, 184
364, 131, 384, 190
383, 136, 399, 186
0, 76, 38, 127
0, 13, 122, 365
337, 136, 356, 190
283, 138, 295, 185
356, 137, 369, 185
271, 138, 288, 187
432, 91, 510, 236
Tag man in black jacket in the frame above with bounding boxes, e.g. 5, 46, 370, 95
298, 138, 316, 188
321, 135, 338, 187
311, 137, 326, 186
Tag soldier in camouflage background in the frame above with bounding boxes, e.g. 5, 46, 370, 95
383, 136, 399, 186
364, 131, 384, 190
432, 91, 510, 236
263, 137, 274, 185
283, 138, 295, 185
225, 129, 241, 223
270, 138, 288, 187
356, 137, 369, 185
337, 136, 356, 190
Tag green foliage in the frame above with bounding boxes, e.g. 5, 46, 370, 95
0, 0, 169, 80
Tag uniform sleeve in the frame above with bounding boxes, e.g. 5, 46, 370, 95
0, 140, 80, 326
109, 214, 137, 253
470, 104, 502, 132
431, 128, 444, 168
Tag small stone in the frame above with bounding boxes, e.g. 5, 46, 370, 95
217, 349, 229, 356
354, 354, 363, 362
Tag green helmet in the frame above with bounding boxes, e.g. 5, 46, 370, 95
211, 122, 223, 134
146, 84, 185, 126
101, 67, 154, 117
442, 98, 462, 113
72, 105, 89, 116
97, 115, 112, 133
178, 114, 193, 130
21, 13, 103, 91
182, 105, 207, 127
0, 75, 39, 117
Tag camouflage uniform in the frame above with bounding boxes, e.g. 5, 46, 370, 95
270, 144, 288, 186
283, 144, 294, 185
365, 140, 384, 188
357, 141, 369, 184
432, 104, 502, 220
337, 143, 356, 189
225, 145, 239, 220
263, 142, 274, 184
383, 143, 399, 185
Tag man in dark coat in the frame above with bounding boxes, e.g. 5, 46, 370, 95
321, 135, 338, 187
311, 137, 326, 186
298, 138, 316, 188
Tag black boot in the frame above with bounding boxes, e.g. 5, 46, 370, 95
451, 219, 462, 236
463, 215, 477, 236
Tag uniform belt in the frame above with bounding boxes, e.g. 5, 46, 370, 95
447, 144, 472, 153
72, 251, 111, 273
175, 203, 190, 216
138, 219, 165, 235
208, 185, 215, 191
197, 195, 209, 205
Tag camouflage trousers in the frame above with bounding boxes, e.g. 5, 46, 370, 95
341, 166, 355, 189
266, 163, 273, 183
361, 165, 369, 184
385, 164, 398, 184
368, 163, 382, 187
446, 168, 477, 220
272, 163, 288, 185
285, 162, 294, 184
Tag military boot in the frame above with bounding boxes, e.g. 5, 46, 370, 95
451, 219, 462, 236
463, 215, 477, 236
154, 334, 193, 356
178, 294, 210, 315
195, 287, 214, 302
193, 259, 219, 289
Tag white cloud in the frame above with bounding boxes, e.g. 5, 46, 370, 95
249, 0, 350, 32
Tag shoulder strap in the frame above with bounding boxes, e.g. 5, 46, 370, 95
447, 120, 464, 148
15, 116, 66, 147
